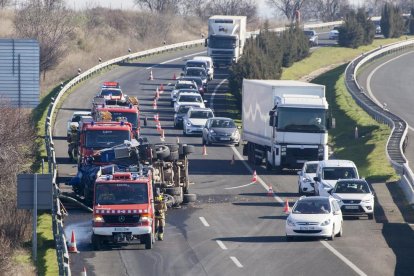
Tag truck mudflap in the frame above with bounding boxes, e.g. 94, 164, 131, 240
93, 225, 151, 237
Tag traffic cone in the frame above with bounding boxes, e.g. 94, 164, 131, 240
155, 87, 160, 99
160, 83, 164, 93
252, 170, 257, 183
202, 145, 208, 156
81, 267, 87, 276
156, 122, 162, 131
68, 230, 79, 253
267, 185, 274, 197
160, 129, 165, 141
176, 136, 180, 143
154, 113, 159, 122
148, 70, 154, 80
172, 73, 176, 80
152, 100, 157, 110
283, 198, 290, 214
230, 154, 235, 165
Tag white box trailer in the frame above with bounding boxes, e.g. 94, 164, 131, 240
206, 15, 247, 66
242, 79, 331, 171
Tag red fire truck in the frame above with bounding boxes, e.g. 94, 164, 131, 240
92, 171, 155, 250
93, 105, 140, 138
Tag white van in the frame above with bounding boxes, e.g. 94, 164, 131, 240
193, 56, 214, 80
313, 160, 359, 197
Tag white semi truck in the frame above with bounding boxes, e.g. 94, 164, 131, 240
206, 15, 246, 67
242, 79, 332, 172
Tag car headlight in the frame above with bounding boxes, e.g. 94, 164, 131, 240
186, 121, 192, 127
93, 215, 104, 223
362, 198, 373, 204
320, 219, 331, 226
231, 130, 239, 137
302, 177, 312, 183
209, 129, 216, 134
287, 218, 296, 227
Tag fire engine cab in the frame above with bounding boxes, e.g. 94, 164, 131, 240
92, 171, 155, 250
98, 81, 125, 101
93, 105, 140, 138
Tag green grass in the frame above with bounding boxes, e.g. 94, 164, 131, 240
217, 92, 242, 124
37, 213, 58, 276
281, 37, 412, 80
312, 65, 398, 182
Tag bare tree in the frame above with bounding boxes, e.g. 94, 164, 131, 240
204, 0, 257, 22
133, 0, 183, 14
14, 0, 74, 80
266, 0, 306, 22
0, 0, 12, 9
302, 0, 349, 22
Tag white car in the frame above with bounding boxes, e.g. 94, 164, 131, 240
314, 160, 359, 197
297, 161, 319, 194
329, 30, 339, 40
67, 111, 91, 137
304, 29, 318, 46
170, 80, 198, 106
193, 56, 214, 80
330, 179, 374, 220
174, 92, 206, 112
183, 107, 214, 136
286, 196, 343, 241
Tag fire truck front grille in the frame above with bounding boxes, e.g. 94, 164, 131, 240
103, 214, 140, 224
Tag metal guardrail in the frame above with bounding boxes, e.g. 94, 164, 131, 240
43, 21, 340, 275
345, 39, 414, 204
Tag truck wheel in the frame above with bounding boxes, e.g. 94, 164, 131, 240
165, 187, 182, 196
143, 233, 153, 249
167, 151, 179, 161
92, 234, 103, 251
183, 193, 197, 203
155, 145, 170, 159
165, 143, 179, 152
183, 145, 194, 155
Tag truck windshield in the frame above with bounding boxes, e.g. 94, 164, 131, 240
277, 107, 327, 133
95, 183, 148, 205
85, 130, 130, 148
209, 36, 237, 49
100, 89, 122, 97
109, 112, 138, 128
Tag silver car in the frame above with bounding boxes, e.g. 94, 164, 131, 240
202, 117, 240, 146
297, 161, 319, 195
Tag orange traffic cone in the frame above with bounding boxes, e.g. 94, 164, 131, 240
283, 198, 290, 214
154, 113, 159, 122
156, 122, 162, 131
230, 154, 235, 165
252, 170, 257, 183
172, 73, 176, 80
81, 267, 87, 276
160, 129, 165, 141
152, 100, 157, 110
160, 83, 164, 93
202, 145, 208, 156
68, 230, 79, 253
148, 70, 154, 80
267, 185, 274, 197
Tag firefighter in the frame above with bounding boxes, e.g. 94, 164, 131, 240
67, 125, 79, 161
154, 189, 168, 241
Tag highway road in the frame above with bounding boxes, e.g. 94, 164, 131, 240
55, 42, 413, 275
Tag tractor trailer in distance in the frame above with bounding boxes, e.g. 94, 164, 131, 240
242, 79, 332, 172
206, 15, 246, 67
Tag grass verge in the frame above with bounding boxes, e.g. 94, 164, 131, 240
36, 213, 58, 276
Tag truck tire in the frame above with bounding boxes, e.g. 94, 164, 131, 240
165, 187, 182, 196
92, 234, 103, 251
183, 193, 197, 203
165, 143, 179, 152
166, 151, 179, 161
143, 233, 153, 249
155, 145, 170, 159
183, 145, 194, 155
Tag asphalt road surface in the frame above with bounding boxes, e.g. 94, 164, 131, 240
55, 45, 413, 275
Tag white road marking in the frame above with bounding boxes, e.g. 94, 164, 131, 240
199, 216, 210, 227
230, 256, 243, 268
146, 51, 206, 69
320, 241, 367, 276
216, 240, 228, 250
366, 51, 414, 131
224, 181, 256, 190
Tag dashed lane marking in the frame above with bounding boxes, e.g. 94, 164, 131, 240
216, 240, 228, 250
230, 256, 243, 268
199, 216, 210, 227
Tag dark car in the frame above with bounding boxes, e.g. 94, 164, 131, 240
184, 67, 208, 86
180, 76, 206, 97
202, 117, 241, 146
174, 105, 199, 128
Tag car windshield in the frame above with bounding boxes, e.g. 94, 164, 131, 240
182, 77, 202, 87
85, 130, 130, 148
176, 83, 196, 90
304, 30, 315, 37
322, 167, 357, 180
100, 89, 122, 97
305, 163, 318, 173
95, 183, 148, 205
334, 181, 370, 194
178, 106, 194, 114
211, 119, 236, 128
189, 111, 213, 119
186, 68, 207, 77
178, 95, 202, 103
293, 199, 331, 214
186, 62, 205, 68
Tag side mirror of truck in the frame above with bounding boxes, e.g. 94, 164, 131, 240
269, 115, 277, 127
204, 38, 208, 47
